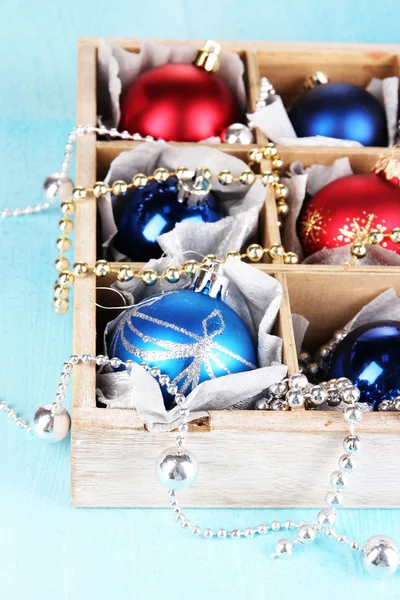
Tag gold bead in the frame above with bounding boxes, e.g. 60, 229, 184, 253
263, 145, 278, 159
275, 183, 289, 200
390, 227, 400, 243
153, 168, 170, 182
182, 260, 199, 276
93, 260, 111, 277
117, 265, 134, 282
369, 229, 384, 245
351, 243, 367, 258
239, 170, 255, 185
58, 270, 74, 287
93, 182, 108, 198
164, 266, 181, 283
132, 173, 149, 188
54, 284, 69, 300
271, 158, 283, 170
72, 186, 87, 201
59, 219, 74, 234
276, 201, 289, 217
56, 237, 71, 251
176, 166, 190, 180
283, 252, 299, 264
55, 257, 70, 271
112, 180, 128, 195
226, 251, 241, 260
60, 200, 76, 216
269, 244, 284, 259
218, 170, 234, 185
73, 261, 89, 277
261, 171, 279, 186
53, 298, 69, 314
249, 148, 264, 164
205, 254, 217, 261
201, 167, 212, 180
141, 269, 158, 286
246, 244, 264, 262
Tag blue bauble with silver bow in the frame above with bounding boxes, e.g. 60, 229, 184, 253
289, 72, 388, 147
113, 169, 223, 262
328, 321, 400, 409
107, 262, 257, 409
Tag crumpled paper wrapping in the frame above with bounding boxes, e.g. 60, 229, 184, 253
97, 40, 247, 139
96, 257, 287, 431
296, 288, 400, 411
248, 77, 399, 147
98, 142, 266, 262
280, 157, 400, 266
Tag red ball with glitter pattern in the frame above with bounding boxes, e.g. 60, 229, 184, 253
298, 174, 400, 257
119, 63, 242, 142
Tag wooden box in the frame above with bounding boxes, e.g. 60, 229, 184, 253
71, 38, 400, 508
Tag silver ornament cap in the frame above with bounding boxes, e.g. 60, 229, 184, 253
362, 535, 399, 578
220, 123, 253, 144
156, 448, 198, 490
192, 259, 229, 300
177, 168, 212, 207
32, 403, 71, 443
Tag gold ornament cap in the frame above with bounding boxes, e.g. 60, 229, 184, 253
193, 40, 221, 72
374, 152, 400, 186
304, 71, 330, 91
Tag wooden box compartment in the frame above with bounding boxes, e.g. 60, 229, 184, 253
72, 39, 400, 508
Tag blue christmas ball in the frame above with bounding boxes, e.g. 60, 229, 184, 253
107, 288, 257, 409
289, 82, 388, 146
328, 321, 400, 409
113, 176, 223, 261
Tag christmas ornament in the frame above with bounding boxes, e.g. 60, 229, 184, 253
362, 536, 399, 578
328, 321, 400, 409
113, 169, 223, 261
107, 261, 257, 408
298, 173, 400, 257
220, 123, 253, 144
289, 71, 388, 146
119, 41, 243, 142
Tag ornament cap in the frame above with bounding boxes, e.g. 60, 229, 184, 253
304, 71, 330, 90
192, 260, 229, 300
374, 154, 400, 187
193, 40, 221, 72
177, 168, 212, 207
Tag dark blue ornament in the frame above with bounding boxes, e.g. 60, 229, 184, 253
328, 321, 400, 409
289, 82, 388, 146
107, 276, 257, 409
113, 176, 223, 261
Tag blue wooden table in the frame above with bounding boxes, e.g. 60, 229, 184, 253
1, 1, 399, 598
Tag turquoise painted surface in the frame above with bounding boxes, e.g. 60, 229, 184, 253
0, 1, 399, 598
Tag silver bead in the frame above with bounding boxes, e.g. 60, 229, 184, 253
274, 539, 294, 557
337, 534, 347, 543
217, 528, 227, 539
362, 535, 399, 578
317, 508, 336, 528
269, 380, 287, 397
155, 448, 198, 490
330, 470, 348, 490
283, 520, 295, 530
325, 490, 344, 508
181, 519, 191, 529
339, 454, 357, 473
286, 389, 305, 408
349, 541, 359, 550
220, 123, 254, 144
309, 385, 329, 406
43, 173, 74, 202
32, 404, 71, 442
332, 329, 347, 343
298, 351, 312, 366
306, 362, 323, 379
257, 524, 269, 534
244, 527, 255, 538
298, 524, 316, 544
191, 526, 201, 536
203, 528, 214, 538
344, 405, 363, 423
289, 373, 308, 390
393, 397, 400, 411
378, 400, 394, 412
230, 529, 242, 539
343, 434, 361, 454
336, 377, 351, 389
271, 521, 281, 531
254, 397, 270, 410
340, 385, 361, 404
317, 344, 333, 362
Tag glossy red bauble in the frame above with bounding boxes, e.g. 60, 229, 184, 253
119, 63, 242, 142
298, 174, 400, 256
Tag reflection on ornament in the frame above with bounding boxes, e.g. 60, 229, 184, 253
220, 123, 253, 144
119, 41, 243, 142
289, 72, 388, 146
298, 174, 400, 256
107, 262, 257, 408
113, 173, 223, 262
328, 321, 400, 409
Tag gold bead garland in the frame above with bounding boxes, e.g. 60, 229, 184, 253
52, 145, 294, 314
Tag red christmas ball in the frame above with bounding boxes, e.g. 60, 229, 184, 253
119, 63, 242, 142
298, 174, 400, 256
